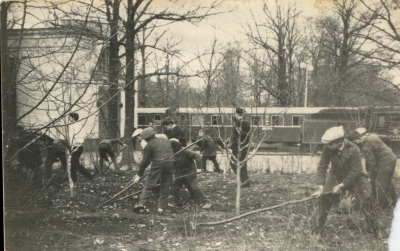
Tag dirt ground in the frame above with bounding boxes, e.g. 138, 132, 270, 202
4, 156, 399, 251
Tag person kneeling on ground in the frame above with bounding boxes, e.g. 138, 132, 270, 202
170, 139, 211, 209
98, 139, 127, 173
132, 128, 175, 215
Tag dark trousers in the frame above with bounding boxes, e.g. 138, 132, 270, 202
45, 146, 67, 178
173, 168, 207, 206
71, 146, 92, 182
202, 155, 221, 172
20, 146, 43, 171
372, 159, 398, 209
20, 145, 43, 181
314, 175, 379, 235
139, 162, 174, 210
230, 149, 249, 183
98, 143, 119, 172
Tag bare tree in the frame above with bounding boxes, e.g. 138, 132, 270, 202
197, 39, 223, 107
358, 0, 400, 70
245, 0, 301, 107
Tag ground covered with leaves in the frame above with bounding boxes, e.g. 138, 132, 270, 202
4, 160, 398, 251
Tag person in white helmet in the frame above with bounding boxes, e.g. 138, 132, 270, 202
311, 126, 379, 238
349, 127, 398, 209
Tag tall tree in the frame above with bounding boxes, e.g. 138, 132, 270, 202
246, 0, 301, 107
102, 0, 223, 167
197, 39, 222, 107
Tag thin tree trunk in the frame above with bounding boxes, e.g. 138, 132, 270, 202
66, 149, 74, 197
120, 0, 137, 169
107, 0, 121, 139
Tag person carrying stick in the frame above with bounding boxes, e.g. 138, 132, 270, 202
98, 139, 127, 173
311, 125, 380, 238
170, 139, 211, 209
132, 128, 175, 215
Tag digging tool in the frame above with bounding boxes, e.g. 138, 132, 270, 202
98, 139, 201, 207
197, 192, 333, 227
98, 174, 148, 207
116, 190, 142, 201
102, 146, 127, 173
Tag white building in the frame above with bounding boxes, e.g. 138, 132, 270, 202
7, 25, 119, 147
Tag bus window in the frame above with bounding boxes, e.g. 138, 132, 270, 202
292, 115, 304, 126
271, 115, 284, 126
154, 114, 162, 125
192, 114, 204, 125
378, 115, 385, 128
265, 116, 270, 126
179, 114, 186, 124
230, 115, 235, 124
252, 115, 263, 126
138, 115, 147, 126
211, 115, 223, 125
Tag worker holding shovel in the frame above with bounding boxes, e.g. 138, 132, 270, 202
311, 126, 380, 239
132, 128, 175, 215
98, 139, 127, 173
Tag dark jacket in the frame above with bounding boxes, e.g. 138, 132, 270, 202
137, 137, 175, 176
99, 139, 124, 148
200, 135, 219, 157
361, 134, 397, 175
168, 126, 187, 147
316, 139, 363, 189
230, 118, 251, 153
172, 141, 201, 174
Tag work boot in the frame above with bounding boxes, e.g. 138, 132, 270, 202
168, 202, 182, 208
202, 202, 212, 209
133, 203, 145, 212
214, 169, 223, 173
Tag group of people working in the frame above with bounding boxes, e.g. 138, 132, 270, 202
15, 108, 398, 238
311, 125, 398, 238
129, 108, 252, 214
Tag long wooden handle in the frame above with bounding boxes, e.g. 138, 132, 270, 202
197, 196, 314, 226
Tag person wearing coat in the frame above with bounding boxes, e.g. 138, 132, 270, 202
228, 107, 251, 188
98, 139, 127, 172
170, 140, 211, 208
311, 126, 380, 238
349, 127, 398, 209
162, 117, 187, 147
132, 128, 175, 215
199, 129, 222, 173
44, 136, 68, 179
68, 113, 95, 182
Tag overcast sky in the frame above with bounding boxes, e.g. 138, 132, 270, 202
7, 0, 400, 87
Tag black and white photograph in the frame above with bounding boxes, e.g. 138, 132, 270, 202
2, 0, 400, 250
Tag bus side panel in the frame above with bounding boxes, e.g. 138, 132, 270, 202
302, 120, 358, 144
263, 127, 301, 143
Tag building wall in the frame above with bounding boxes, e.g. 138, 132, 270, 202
7, 27, 110, 140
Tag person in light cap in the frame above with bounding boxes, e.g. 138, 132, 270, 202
348, 127, 397, 209
311, 126, 380, 238
132, 128, 167, 149
355, 127, 367, 135
132, 127, 175, 215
